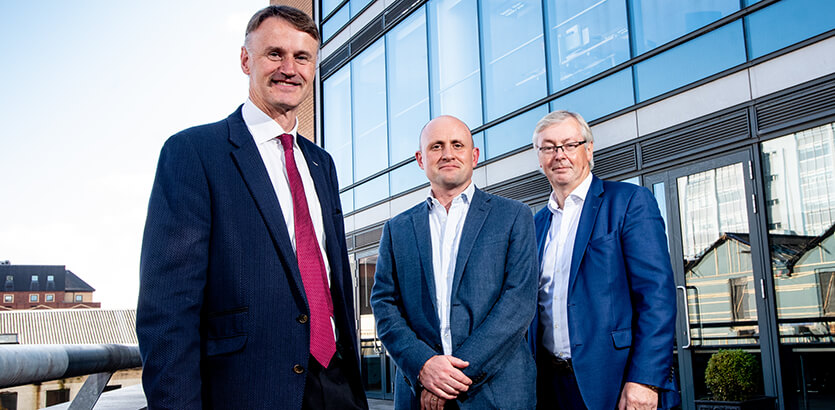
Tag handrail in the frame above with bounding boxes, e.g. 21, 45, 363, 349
0, 343, 140, 389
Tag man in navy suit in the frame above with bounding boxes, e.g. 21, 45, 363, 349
371, 115, 538, 410
529, 111, 677, 410
137, 6, 367, 409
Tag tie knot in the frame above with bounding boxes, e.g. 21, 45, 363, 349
278, 133, 294, 152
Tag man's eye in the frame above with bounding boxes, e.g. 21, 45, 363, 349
267, 52, 281, 60
296, 55, 310, 63
453, 143, 464, 149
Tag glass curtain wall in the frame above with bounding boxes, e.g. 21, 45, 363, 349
762, 122, 835, 408
321, 0, 835, 214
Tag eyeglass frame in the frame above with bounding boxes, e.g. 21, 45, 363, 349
535, 140, 587, 156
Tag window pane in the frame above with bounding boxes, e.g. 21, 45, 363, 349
634, 21, 745, 102
743, 0, 762, 6
352, 40, 388, 181
745, 0, 835, 59
549, 67, 633, 122
324, 65, 353, 188
355, 173, 389, 210
341, 190, 355, 214
390, 160, 427, 196
323, 4, 349, 42
428, 0, 483, 128
387, 7, 430, 164
545, 0, 630, 91
480, 0, 547, 122
351, 0, 373, 17
484, 105, 548, 160
630, 0, 739, 55
323, 0, 343, 18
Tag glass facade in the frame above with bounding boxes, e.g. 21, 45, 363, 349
321, 0, 834, 213
319, 1, 835, 406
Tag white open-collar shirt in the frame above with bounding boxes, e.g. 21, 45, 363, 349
539, 172, 593, 358
427, 182, 476, 355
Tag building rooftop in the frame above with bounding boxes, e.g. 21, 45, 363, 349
0, 308, 136, 344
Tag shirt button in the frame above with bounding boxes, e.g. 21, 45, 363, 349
293, 364, 305, 374
297, 314, 309, 324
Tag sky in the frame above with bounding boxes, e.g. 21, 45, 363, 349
0, 0, 271, 308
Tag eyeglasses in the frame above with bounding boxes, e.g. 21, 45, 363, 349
536, 141, 587, 156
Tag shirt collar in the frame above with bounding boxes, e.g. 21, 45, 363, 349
548, 173, 593, 214
426, 182, 476, 210
242, 98, 299, 146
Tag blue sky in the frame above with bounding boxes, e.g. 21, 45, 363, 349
0, 0, 270, 308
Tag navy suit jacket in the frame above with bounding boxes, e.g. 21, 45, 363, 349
530, 175, 677, 410
137, 107, 364, 409
371, 188, 538, 409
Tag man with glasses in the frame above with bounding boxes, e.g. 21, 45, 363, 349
529, 111, 678, 410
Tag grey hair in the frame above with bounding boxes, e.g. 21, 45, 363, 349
532, 110, 594, 170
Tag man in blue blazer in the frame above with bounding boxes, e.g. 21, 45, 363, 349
136, 6, 367, 409
371, 115, 538, 410
529, 111, 677, 410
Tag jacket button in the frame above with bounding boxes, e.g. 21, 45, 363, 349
297, 314, 309, 324
293, 364, 305, 374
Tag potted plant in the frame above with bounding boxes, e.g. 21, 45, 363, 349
695, 349, 776, 410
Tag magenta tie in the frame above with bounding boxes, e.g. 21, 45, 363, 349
278, 133, 336, 368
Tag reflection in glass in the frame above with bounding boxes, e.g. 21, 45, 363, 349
387, 8, 430, 164
357, 253, 383, 392
677, 163, 758, 346
745, 0, 835, 59
634, 21, 745, 102
354, 173, 389, 210
428, 0, 483, 128
390, 160, 427, 196
629, 0, 739, 55
351, 0, 372, 17
480, 0, 547, 122
762, 122, 835, 408
322, 0, 343, 18
549, 68, 633, 122
544, 0, 629, 91
352, 40, 388, 181
322, 4, 349, 42
652, 182, 668, 236
324, 65, 353, 189
483, 105, 547, 160
340, 190, 354, 214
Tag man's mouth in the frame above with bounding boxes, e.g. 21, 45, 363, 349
271, 79, 299, 86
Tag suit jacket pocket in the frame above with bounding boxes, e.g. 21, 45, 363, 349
611, 328, 632, 349
205, 308, 248, 356
589, 230, 617, 245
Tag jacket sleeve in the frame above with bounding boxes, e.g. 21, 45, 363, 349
136, 134, 209, 410
453, 204, 539, 386
621, 187, 677, 390
370, 221, 437, 394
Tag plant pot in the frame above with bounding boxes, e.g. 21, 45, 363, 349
694, 395, 776, 410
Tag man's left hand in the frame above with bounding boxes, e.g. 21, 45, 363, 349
618, 382, 658, 410
421, 389, 447, 410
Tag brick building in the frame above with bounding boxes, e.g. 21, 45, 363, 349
1, 263, 100, 310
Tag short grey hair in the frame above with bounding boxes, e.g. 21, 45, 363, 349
532, 110, 594, 170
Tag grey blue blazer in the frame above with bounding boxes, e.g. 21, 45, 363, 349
371, 188, 538, 409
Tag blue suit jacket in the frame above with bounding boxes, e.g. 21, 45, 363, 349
136, 107, 365, 409
371, 188, 538, 409
530, 176, 677, 410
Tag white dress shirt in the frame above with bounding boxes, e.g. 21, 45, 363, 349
539, 173, 593, 358
427, 182, 475, 355
242, 99, 331, 286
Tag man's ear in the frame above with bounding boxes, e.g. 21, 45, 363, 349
241, 46, 251, 75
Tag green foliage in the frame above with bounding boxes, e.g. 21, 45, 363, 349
704, 349, 760, 401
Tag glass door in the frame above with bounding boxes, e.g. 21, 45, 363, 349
356, 251, 394, 399
646, 150, 777, 408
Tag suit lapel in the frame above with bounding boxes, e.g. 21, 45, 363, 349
411, 204, 437, 313
450, 188, 490, 298
569, 176, 604, 293
227, 109, 306, 300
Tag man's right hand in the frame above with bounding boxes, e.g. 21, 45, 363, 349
418, 355, 472, 400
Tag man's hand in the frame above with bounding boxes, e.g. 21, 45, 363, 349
418, 355, 472, 400
618, 382, 658, 410
421, 389, 447, 410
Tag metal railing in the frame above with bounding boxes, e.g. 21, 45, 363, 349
0, 344, 141, 410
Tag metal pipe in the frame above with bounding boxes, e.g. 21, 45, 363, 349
0, 344, 140, 388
